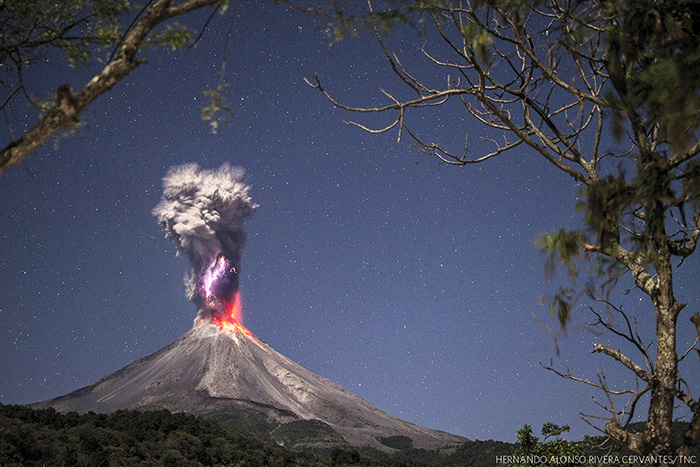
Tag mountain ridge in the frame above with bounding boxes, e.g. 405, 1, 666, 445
33, 323, 466, 453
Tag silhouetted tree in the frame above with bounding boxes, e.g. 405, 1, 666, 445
0, 0, 231, 175
298, 0, 700, 462
510, 424, 591, 467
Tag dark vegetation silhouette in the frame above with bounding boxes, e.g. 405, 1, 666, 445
2, 404, 696, 466
295, 1, 700, 460
0, 402, 514, 466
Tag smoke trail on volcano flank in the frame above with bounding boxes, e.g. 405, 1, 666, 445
152, 163, 258, 324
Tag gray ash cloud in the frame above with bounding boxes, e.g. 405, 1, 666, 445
152, 163, 258, 323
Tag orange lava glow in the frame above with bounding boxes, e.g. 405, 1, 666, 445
216, 319, 256, 339
210, 293, 268, 352
212, 292, 242, 327
211, 293, 256, 339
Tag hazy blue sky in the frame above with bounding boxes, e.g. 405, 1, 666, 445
1, 1, 698, 443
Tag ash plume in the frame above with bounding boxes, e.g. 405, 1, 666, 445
152, 163, 258, 324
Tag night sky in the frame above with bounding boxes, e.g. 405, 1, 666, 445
1, 2, 698, 443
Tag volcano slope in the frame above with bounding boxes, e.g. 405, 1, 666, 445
34, 324, 466, 453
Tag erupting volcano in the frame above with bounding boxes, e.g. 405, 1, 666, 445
150, 162, 263, 342
33, 163, 466, 453
151, 162, 258, 328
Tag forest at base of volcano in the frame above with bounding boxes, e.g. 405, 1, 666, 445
2, 403, 699, 467
0, 403, 508, 467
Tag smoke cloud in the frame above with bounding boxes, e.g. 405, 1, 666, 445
152, 163, 258, 324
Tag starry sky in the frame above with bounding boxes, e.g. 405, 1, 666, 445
1, 1, 698, 443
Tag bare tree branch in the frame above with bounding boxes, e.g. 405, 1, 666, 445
587, 305, 653, 373
0, 0, 221, 175
592, 343, 650, 383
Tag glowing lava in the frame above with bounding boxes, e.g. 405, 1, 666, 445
201, 254, 242, 324
211, 292, 243, 330
200, 254, 263, 348
210, 291, 267, 352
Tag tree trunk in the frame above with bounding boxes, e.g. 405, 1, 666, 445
644, 189, 680, 461
646, 305, 677, 457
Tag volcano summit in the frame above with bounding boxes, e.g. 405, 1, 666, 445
34, 322, 465, 452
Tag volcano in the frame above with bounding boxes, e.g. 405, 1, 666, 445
33, 323, 466, 453
35, 165, 465, 453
